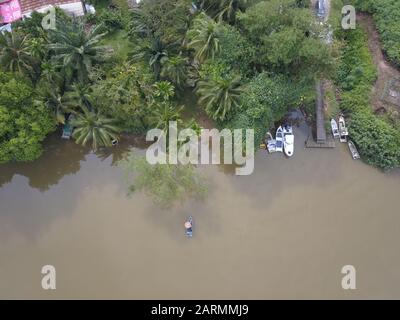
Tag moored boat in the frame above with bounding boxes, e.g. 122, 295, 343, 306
338, 115, 348, 143
348, 140, 360, 160
283, 125, 294, 157
265, 132, 276, 153
275, 126, 284, 153
331, 119, 340, 139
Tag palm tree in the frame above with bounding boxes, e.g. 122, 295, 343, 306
152, 81, 175, 102
72, 107, 120, 150
186, 12, 221, 62
39, 83, 81, 124
197, 75, 243, 121
63, 83, 94, 111
150, 102, 183, 132
161, 55, 189, 89
0, 31, 36, 75
198, 0, 248, 22
216, 0, 248, 22
131, 37, 171, 79
48, 19, 110, 82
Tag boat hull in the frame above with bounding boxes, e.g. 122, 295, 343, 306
275, 126, 284, 153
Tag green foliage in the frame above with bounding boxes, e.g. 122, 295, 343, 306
349, 111, 400, 169
161, 55, 190, 89
196, 61, 243, 121
95, 8, 128, 32
224, 72, 310, 144
72, 107, 121, 150
186, 12, 221, 62
353, 0, 400, 67
92, 63, 154, 133
48, 19, 111, 82
129, 0, 192, 43
215, 23, 255, 76
120, 153, 207, 207
336, 24, 400, 169
197, 0, 249, 22
130, 37, 172, 78
0, 72, 55, 163
237, 0, 335, 79
335, 27, 377, 91
0, 31, 37, 76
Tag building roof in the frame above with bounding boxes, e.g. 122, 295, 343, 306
19, 0, 80, 14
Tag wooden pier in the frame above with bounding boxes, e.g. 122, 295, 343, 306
305, 135, 336, 148
315, 80, 327, 143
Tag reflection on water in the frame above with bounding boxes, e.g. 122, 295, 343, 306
1, 119, 400, 299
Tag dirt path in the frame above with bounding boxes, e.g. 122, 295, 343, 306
357, 13, 400, 113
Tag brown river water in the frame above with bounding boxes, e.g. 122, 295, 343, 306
1, 118, 400, 299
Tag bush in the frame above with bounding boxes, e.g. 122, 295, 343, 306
349, 111, 400, 169
0, 72, 55, 163
353, 0, 400, 67
336, 22, 400, 169
224, 72, 311, 144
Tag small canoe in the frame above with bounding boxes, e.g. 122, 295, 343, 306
348, 140, 360, 160
338, 115, 348, 143
331, 119, 340, 139
61, 114, 75, 139
275, 126, 284, 153
265, 132, 276, 153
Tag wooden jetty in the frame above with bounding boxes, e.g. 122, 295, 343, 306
315, 80, 327, 143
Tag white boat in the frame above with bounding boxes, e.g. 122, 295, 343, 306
275, 126, 284, 153
265, 132, 276, 153
331, 119, 340, 139
283, 125, 294, 157
338, 115, 348, 143
348, 140, 360, 160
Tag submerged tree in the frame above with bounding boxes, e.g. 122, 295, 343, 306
120, 154, 207, 207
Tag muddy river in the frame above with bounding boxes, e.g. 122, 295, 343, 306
1, 119, 400, 299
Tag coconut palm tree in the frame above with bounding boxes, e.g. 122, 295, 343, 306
216, 0, 248, 22
186, 12, 221, 62
72, 107, 120, 150
63, 83, 94, 111
197, 75, 243, 121
131, 37, 172, 79
161, 55, 189, 89
48, 19, 110, 82
198, 0, 248, 22
150, 102, 183, 132
0, 31, 36, 75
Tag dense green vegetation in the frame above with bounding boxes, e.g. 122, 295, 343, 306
0, 0, 333, 165
335, 24, 400, 169
0, 0, 398, 174
0, 72, 55, 163
353, 0, 400, 67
